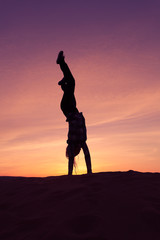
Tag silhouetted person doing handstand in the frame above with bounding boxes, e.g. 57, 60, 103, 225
56, 51, 92, 175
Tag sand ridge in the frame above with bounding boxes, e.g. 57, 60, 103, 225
0, 171, 160, 240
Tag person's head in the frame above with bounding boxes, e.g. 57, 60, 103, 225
66, 144, 81, 158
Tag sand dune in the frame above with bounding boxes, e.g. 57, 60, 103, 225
0, 171, 160, 240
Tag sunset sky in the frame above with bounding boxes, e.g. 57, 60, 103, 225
0, 0, 160, 176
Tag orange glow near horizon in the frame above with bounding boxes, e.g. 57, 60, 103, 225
1, 55, 160, 176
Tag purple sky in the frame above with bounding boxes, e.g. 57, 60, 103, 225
0, 0, 160, 176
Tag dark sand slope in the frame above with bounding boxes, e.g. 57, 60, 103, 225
0, 171, 160, 240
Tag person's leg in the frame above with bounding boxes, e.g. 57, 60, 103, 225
56, 51, 74, 80
67, 144, 75, 175
81, 142, 92, 174
60, 61, 74, 81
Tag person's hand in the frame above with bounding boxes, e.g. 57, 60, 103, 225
56, 51, 64, 64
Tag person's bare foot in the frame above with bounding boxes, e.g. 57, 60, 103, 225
56, 51, 65, 64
